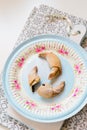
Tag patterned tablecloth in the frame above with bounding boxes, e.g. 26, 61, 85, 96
0, 5, 87, 130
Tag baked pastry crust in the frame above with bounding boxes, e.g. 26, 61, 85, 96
39, 52, 62, 79
37, 81, 65, 98
28, 66, 40, 92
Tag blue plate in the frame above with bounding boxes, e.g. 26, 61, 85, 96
3, 35, 87, 122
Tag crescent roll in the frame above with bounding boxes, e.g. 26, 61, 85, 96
39, 52, 62, 80
37, 81, 65, 98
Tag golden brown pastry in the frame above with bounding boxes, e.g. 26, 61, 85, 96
37, 81, 65, 98
28, 66, 40, 92
38, 52, 62, 80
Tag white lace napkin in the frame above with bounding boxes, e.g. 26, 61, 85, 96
7, 105, 63, 130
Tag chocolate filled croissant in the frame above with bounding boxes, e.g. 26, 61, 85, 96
28, 66, 40, 92
39, 52, 62, 80
37, 81, 65, 98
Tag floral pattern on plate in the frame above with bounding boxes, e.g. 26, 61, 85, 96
7, 40, 87, 119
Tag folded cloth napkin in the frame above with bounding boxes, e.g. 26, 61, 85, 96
7, 105, 64, 130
